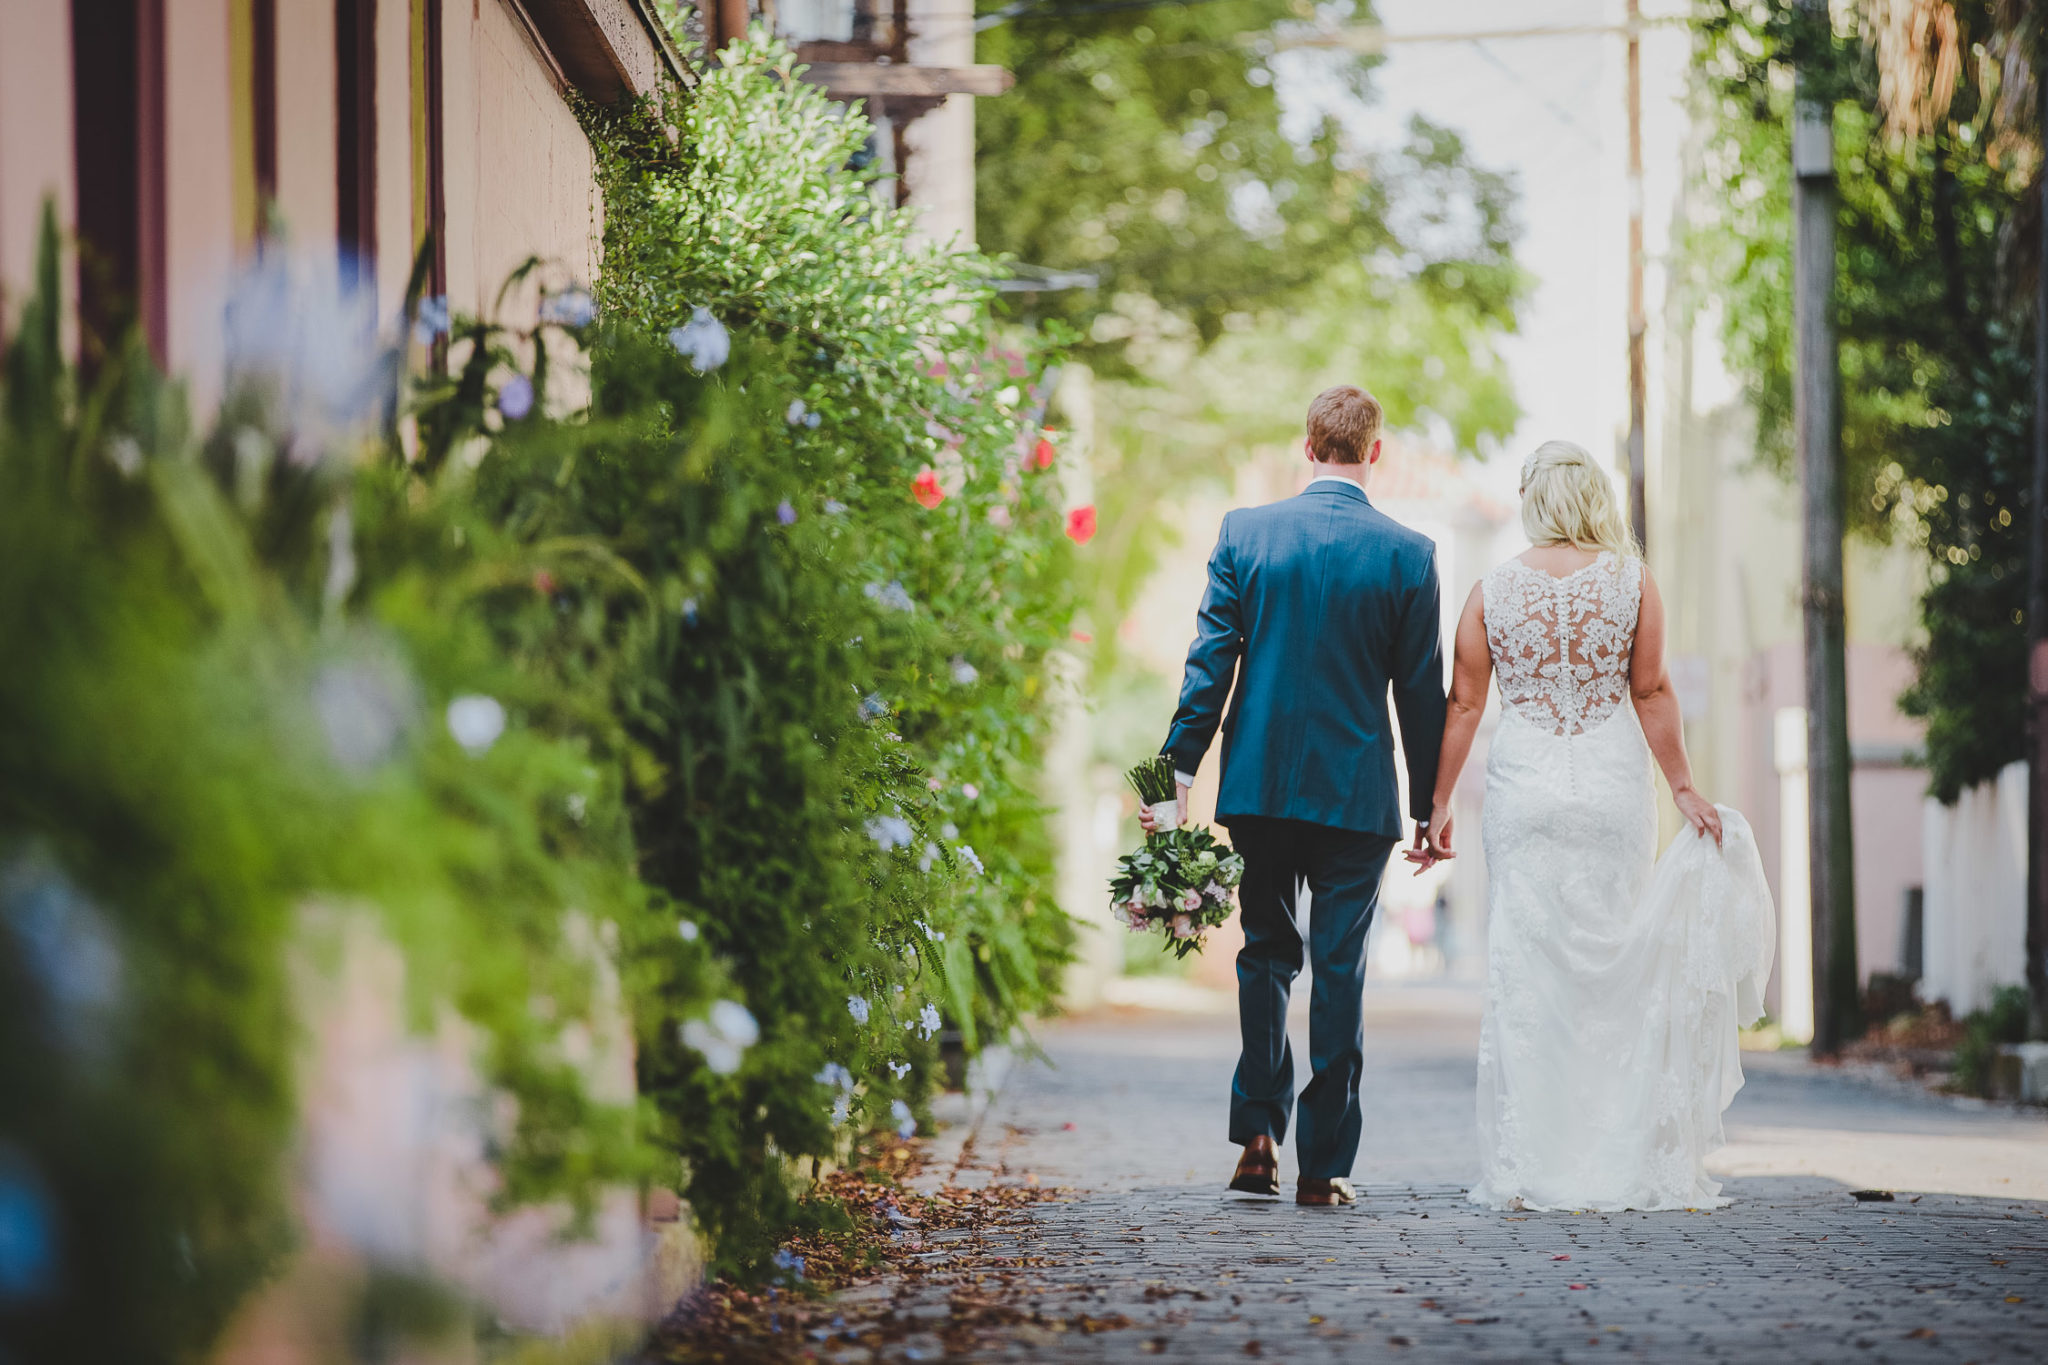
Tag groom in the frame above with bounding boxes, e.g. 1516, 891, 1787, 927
1145, 385, 1446, 1207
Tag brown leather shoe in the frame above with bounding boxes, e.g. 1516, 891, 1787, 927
1228, 1136, 1280, 1196
1296, 1177, 1357, 1207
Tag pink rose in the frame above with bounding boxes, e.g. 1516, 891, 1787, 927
1172, 914, 1197, 939
1177, 891, 1203, 913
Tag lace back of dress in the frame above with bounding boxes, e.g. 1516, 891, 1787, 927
1483, 553, 1642, 737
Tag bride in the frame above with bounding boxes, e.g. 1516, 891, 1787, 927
1417, 441, 1775, 1213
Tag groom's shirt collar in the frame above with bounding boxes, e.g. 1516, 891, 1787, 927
1305, 473, 1372, 502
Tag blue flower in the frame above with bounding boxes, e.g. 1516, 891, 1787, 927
539, 286, 594, 328
863, 580, 915, 612
445, 695, 507, 755
412, 295, 450, 345
890, 1099, 916, 1139
680, 999, 759, 1076
777, 501, 798, 526
824, 499, 849, 515
0, 1152, 57, 1304
890, 1060, 912, 1078
865, 815, 914, 851
815, 1062, 853, 1090
858, 693, 890, 722
915, 1003, 942, 1039
497, 373, 534, 420
681, 597, 700, 626
949, 656, 979, 686
847, 995, 871, 1025
669, 306, 730, 372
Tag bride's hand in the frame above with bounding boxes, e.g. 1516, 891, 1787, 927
1674, 787, 1723, 846
1426, 803, 1455, 862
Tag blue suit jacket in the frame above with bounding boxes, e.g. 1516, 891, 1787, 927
1162, 479, 1447, 839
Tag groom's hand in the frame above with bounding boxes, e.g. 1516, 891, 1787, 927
1403, 821, 1437, 874
1137, 781, 1193, 834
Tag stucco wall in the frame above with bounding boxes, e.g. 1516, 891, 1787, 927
165, 0, 238, 408
0, 1, 77, 334
442, 0, 603, 317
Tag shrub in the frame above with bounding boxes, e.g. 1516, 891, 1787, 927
1953, 986, 2031, 1097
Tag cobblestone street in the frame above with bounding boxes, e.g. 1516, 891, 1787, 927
870, 988, 2048, 1363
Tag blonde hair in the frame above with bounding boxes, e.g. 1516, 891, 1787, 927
1519, 441, 1640, 558
1305, 385, 1384, 465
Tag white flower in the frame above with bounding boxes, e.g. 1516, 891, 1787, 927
847, 995, 871, 1025
890, 1060, 912, 1078
824, 498, 848, 514
940, 823, 959, 840
669, 306, 730, 372
1203, 882, 1227, 902
680, 999, 758, 1075
864, 580, 915, 612
915, 919, 946, 943
866, 815, 914, 851
961, 783, 980, 800
677, 919, 700, 942
915, 1003, 942, 1039
539, 286, 594, 328
446, 695, 507, 755
890, 1099, 916, 1139
565, 792, 587, 823
957, 845, 985, 876
950, 656, 979, 686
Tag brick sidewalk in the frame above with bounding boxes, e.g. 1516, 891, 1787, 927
870, 988, 2048, 1363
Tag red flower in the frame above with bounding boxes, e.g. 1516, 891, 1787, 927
1032, 436, 1057, 470
913, 468, 946, 509
1066, 505, 1097, 544
533, 569, 558, 596
1071, 631, 1094, 644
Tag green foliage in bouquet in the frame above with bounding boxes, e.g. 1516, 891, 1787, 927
1107, 761, 1244, 959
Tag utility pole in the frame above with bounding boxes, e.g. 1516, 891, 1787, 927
1792, 0, 1860, 1055
1626, 0, 1648, 550
2028, 59, 2048, 1042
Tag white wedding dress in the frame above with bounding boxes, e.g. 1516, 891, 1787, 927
1469, 553, 1776, 1213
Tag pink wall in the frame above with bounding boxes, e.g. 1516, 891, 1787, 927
0, 1, 77, 334
1740, 640, 1929, 1006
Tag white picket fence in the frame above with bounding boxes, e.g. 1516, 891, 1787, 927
1921, 762, 2030, 1017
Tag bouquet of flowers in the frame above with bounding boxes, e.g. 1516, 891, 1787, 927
1108, 757, 1246, 958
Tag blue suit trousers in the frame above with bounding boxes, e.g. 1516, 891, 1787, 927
1226, 816, 1395, 1180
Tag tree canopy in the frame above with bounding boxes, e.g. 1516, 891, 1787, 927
1690, 0, 2037, 800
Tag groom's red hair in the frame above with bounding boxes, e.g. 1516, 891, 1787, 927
1305, 385, 1384, 465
